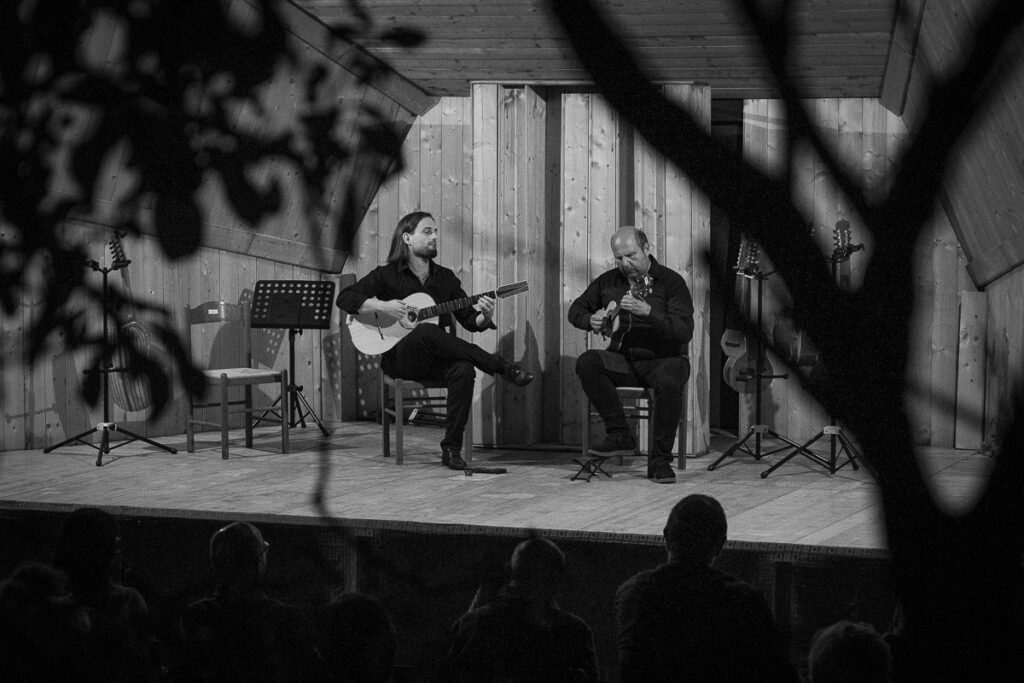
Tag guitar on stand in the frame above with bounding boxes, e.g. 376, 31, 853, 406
761, 220, 865, 478
44, 232, 176, 465
708, 233, 800, 471
107, 233, 156, 413
347, 281, 529, 356
721, 238, 774, 393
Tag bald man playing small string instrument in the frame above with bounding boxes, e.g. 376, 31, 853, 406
568, 227, 694, 483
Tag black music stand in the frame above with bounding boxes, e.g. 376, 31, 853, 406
250, 280, 335, 436
44, 258, 177, 466
708, 264, 807, 471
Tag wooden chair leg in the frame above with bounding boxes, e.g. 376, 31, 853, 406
244, 384, 254, 448
381, 372, 391, 459
187, 396, 196, 453
220, 375, 230, 460
394, 380, 404, 465
280, 370, 289, 454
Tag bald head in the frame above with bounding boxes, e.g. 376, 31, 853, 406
611, 226, 651, 280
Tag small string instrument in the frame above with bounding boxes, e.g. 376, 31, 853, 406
599, 275, 652, 352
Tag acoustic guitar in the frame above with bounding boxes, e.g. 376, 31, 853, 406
346, 281, 529, 356
107, 232, 155, 412
721, 237, 770, 393
598, 275, 652, 353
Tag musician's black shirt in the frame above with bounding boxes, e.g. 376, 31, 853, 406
568, 256, 693, 359
336, 260, 495, 333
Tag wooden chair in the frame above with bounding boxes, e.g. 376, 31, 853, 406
185, 301, 289, 459
381, 370, 472, 466
576, 387, 657, 481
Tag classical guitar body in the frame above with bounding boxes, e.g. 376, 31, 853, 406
347, 291, 437, 356
107, 233, 155, 413
347, 281, 529, 356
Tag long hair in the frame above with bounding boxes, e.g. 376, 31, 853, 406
386, 211, 433, 265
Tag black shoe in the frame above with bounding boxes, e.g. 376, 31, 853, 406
502, 363, 534, 387
588, 433, 636, 457
441, 447, 467, 470
648, 459, 676, 484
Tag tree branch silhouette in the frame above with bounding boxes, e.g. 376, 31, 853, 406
548, 0, 1024, 677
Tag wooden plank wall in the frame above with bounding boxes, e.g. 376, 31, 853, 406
743, 98, 982, 449
982, 266, 1024, 446
902, 0, 1024, 288
345, 85, 710, 455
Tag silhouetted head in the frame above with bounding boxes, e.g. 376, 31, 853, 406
209, 521, 269, 583
386, 211, 437, 264
52, 507, 122, 590
808, 620, 892, 683
318, 593, 397, 683
663, 494, 727, 565
509, 536, 567, 589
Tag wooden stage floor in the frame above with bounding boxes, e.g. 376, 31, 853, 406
0, 420, 992, 557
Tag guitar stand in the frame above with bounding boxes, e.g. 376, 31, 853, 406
44, 259, 176, 466
759, 234, 866, 478
249, 280, 335, 436
708, 266, 806, 471
571, 454, 613, 482
760, 423, 860, 478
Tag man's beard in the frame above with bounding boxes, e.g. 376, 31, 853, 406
412, 243, 437, 259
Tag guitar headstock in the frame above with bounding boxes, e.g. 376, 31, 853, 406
735, 236, 760, 278
630, 275, 652, 300
831, 219, 863, 262
496, 281, 529, 298
108, 232, 131, 270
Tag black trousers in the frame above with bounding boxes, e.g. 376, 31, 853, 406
575, 349, 690, 460
382, 324, 506, 450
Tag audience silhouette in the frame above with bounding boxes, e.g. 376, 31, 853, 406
179, 520, 328, 682
615, 494, 798, 682
0, 561, 92, 681
807, 619, 892, 683
51, 506, 158, 681
317, 592, 398, 683
441, 535, 598, 682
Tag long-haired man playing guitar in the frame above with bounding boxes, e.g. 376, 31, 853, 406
337, 212, 533, 470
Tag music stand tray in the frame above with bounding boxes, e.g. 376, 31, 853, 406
250, 280, 335, 435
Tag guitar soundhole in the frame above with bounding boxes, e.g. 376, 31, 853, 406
406, 309, 419, 323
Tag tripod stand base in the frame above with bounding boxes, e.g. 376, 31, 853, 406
44, 422, 177, 466
252, 386, 329, 437
707, 424, 807, 471
760, 425, 861, 478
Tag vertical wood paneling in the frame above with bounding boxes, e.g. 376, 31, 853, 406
664, 83, 711, 456
956, 291, 986, 449
472, 84, 500, 445
560, 93, 592, 446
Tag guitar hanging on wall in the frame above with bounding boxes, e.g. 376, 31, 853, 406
107, 232, 155, 412
346, 281, 529, 356
598, 275, 653, 353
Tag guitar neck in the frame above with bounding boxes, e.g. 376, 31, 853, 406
420, 291, 494, 320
